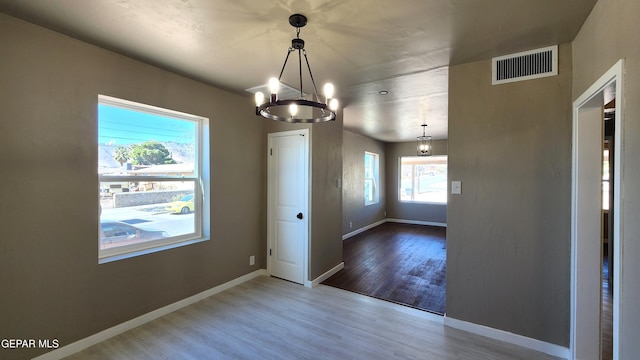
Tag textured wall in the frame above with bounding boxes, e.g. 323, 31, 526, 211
309, 115, 344, 278
342, 130, 386, 234
446, 43, 573, 346
572, 0, 640, 356
0, 14, 266, 360
385, 140, 448, 224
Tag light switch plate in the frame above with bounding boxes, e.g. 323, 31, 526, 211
451, 181, 462, 195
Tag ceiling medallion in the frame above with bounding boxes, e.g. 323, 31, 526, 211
254, 14, 338, 123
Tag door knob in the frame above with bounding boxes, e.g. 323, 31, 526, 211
297, 212, 303, 219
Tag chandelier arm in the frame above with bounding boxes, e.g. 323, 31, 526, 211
278, 48, 295, 81
302, 49, 321, 101
298, 49, 303, 99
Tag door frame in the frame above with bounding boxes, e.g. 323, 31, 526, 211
267, 128, 310, 285
571, 59, 623, 359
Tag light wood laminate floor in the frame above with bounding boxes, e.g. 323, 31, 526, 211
64, 276, 561, 360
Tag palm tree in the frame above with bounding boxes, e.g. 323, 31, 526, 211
112, 146, 130, 167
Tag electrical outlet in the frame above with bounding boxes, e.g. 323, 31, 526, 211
349, 222, 353, 228
249, 255, 255, 266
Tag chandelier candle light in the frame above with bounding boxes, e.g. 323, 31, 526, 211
254, 14, 339, 123
417, 124, 432, 156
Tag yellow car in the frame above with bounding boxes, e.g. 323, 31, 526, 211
166, 194, 194, 214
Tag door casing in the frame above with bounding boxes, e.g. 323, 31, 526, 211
267, 128, 310, 286
571, 59, 623, 359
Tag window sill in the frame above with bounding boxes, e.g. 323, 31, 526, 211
398, 200, 447, 205
99, 237, 209, 264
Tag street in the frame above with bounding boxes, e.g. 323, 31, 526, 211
101, 203, 195, 237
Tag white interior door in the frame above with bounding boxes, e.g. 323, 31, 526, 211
268, 129, 309, 284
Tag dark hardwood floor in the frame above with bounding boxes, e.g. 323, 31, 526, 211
323, 222, 446, 314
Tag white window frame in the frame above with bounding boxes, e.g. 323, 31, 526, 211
364, 151, 380, 206
399, 155, 447, 204
98, 95, 210, 263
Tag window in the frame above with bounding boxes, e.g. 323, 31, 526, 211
399, 156, 447, 204
98, 95, 209, 262
364, 152, 379, 205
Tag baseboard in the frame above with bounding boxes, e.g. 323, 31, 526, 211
342, 219, 386, 240
307, 262, 344, 287
386, 218, 447, 227
32, 269, 268, 360
342, 218, 447, 240
443, 316, 569, 359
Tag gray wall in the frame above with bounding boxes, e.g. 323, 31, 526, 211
446, 43, 573, 346
572, 0, 640, 356
308, 117, 344, 278
342, 130, 386, 234
0, 14, 266, 360
385, 140, 448, 224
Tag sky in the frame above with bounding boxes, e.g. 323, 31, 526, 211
98, 103, 196, 146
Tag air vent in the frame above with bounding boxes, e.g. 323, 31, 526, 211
245, 82, 307, 100
492, 45, 558, 85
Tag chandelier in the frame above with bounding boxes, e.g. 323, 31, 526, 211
254, 14, 338, 123
417, 124, 432, 156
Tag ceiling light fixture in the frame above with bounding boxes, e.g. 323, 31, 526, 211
254, 14, 338, 123
417, 124, 432, 156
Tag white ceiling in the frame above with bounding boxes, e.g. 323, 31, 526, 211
0, 0, 597, 142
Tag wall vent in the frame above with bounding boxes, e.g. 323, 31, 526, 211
492, 45, 558, 85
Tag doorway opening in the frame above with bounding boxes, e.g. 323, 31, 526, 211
601, 101, 615, 360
